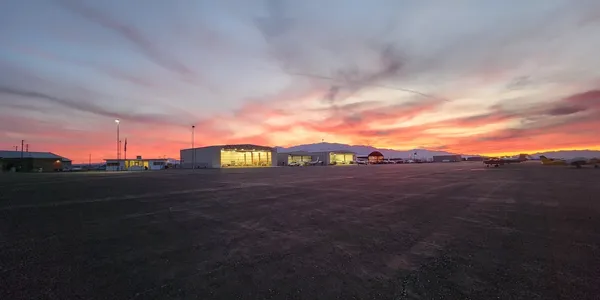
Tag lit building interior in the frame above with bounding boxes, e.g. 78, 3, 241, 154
368, 151, 385, 164
329, 152, 355, 164
125, 160, 149, 170
288, 154, 312, 164
221, 149, 272, 167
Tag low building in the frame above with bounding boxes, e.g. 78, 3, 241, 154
104, 156, 169, 171
433, 155, 462, 162
0, 150, 72, 172
181, 144, 276, 168
466, 156, 485, 161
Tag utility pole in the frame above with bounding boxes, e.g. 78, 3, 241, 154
124, 138, 127, 170
115, 119, 120, 170
15, 146, 18, 151
20, 140, 24, 171
89, 154, 91, 168
192, 125, 195, 169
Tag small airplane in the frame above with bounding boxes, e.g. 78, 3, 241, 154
540, 156, 599, 168
483, 154, 528, 167
306, 157, 322, 166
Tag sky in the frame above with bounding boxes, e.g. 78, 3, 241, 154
1, 0, 600, 163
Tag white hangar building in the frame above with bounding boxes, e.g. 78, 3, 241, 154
180, 144, 276, 168
277, 150, 356, 166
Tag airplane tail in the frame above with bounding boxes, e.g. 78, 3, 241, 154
518, 153, 528, 161
539, 155, 551, 163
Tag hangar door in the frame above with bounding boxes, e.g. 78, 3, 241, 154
289, 155, 312, 164
330, 153, 354, 164
221, 149, 272, 167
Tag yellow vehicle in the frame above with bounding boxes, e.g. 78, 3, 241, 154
540, 156, 599, 168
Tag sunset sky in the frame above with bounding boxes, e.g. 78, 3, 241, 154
1, 0, 600, 163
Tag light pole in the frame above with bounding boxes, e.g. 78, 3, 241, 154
191, 125, 195, 169
115, 119, 120, 170
20, 140, 24, 171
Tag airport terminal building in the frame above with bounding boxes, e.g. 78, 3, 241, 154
181, 144, 276, 168
104, 156, 169, 171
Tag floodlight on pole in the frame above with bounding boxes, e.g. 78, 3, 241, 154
192, 125, 196, 169
115, 119, 120, 170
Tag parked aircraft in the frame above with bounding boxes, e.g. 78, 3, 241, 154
501, 154, 529, 163
483, 158, 504, 167
483, 154, 528, 167
540, 156, 599, 168
306, 157, 322, 166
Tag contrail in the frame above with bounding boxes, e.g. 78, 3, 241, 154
287, 70, 443, 100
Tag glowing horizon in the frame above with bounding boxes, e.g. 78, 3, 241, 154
1, 1, 600, 163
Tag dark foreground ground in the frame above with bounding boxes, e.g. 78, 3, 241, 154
1, 162, 600, 299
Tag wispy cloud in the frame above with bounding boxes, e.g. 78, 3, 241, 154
57, 0, 195, 77
2, 0, 600, 161
0, 86, 189, 126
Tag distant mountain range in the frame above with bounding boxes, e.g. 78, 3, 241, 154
529, 150, 600, 159
275, 142, 459, 159
275, 142, 600, 159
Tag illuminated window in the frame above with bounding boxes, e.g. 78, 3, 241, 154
368, 151, 384, 163
288, 155, 311, 164
220, 150, 271, 167
329, 153, 355, 164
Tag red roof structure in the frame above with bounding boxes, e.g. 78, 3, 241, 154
368, 151, 384, 164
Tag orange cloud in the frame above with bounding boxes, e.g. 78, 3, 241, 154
4, 87, 600, 163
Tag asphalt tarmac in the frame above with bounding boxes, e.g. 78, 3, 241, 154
1, 162, 599, 299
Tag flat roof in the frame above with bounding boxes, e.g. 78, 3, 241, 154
183, 144, 274, 151
280, 151, 313, 156
329, 150, 356, 154
280, 150, 356, 155
104, 158, 169, 161
0, 150, 71, 161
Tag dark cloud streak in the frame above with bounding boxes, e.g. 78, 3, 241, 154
58, 0, 194, 77
17, 45, 157, 88
324, 85, 340, 103
255, 0, 293, 40
288, 44, 420, 103
0, 86, 189, 127
255, 4, 437, 104
289, 69, 440, 100
546, 105, 586, 116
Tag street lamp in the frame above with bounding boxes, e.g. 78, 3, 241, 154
115, 119, 120, 170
